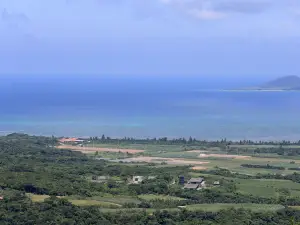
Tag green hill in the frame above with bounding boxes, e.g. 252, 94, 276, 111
232, 76, 300, 91
260, 75, 300, 90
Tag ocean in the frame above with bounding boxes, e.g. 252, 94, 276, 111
1, 76, 300, 141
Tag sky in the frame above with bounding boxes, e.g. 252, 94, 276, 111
0, 0, 300, 77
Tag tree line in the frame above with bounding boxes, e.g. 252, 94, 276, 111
87, 135, 300, 147
241, 164, 285, 170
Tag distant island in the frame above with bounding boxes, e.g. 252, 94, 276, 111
227, 75, 300, 91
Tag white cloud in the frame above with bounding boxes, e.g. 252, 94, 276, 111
158, 0, 227, 20
188, 8, 226, 20
1, 0, 300, 39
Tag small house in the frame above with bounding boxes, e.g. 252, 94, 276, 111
183, 177, 204, 190
59, 137, 85, 144
0, 196, 3, 200
132, 176, 144, 184
188, 178, 204, 184
213, 181, 220, 186
183, 183, 200, 190
130, 176, 157, 184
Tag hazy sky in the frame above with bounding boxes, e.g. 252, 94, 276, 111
0, 0, 300, 76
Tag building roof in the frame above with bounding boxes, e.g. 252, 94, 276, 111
188, 178, 203, 183
184, 184, 199, 189
59, 138, 84, 143
133, 175, 146, 179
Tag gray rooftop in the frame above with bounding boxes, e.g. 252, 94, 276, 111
188, 178, 203, 183
184, 184, 199, 189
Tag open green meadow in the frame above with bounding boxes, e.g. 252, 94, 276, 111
98, 203, 284, 213
26, 136, 300, 217
230, 144, 300, 149
138, 194, 185, 201
82, 142, 300, 176
185, 203, 285, 212
235, 179, 300, 198
27, 194, 128, 207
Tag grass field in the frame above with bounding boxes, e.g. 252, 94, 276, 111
189, 171, 300, 198
64, 142, 300, 176
89, 196, 141, 204
85, 143, 186, 153
289, 206, 300, 210
27, 194, 122, 207
185, 203, 284, 212
236, 179, 300, 198
87, 151, 132, 159
230, 144, 300, 149
195, 157, 300, 175
28, 194, 50, 202
25, 193, 286, 213
138, 194, 185, 201
99, 203, 284, 213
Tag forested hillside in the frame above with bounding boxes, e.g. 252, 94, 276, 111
1, 134, 300, 224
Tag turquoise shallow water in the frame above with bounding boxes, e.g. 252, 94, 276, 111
1, 77, 300, 140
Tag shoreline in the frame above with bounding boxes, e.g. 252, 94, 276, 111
2, 131, 300, 142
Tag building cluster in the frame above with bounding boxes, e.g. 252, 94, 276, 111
90, 174, 220, 190
91, 175, 157, 184
179, 176, 219, 190
59, 138, 85, 143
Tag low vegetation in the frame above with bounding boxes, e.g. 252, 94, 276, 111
2, 133, 300, 224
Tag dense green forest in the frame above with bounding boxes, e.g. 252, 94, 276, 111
2, 133, 300, 224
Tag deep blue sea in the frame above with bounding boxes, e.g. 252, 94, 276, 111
1, 76, 300, 140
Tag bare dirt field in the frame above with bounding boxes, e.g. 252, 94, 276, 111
198, 153, 251, 159
123, 156, 209, 166
57, 145, 144, 154
191, 166, 208, 170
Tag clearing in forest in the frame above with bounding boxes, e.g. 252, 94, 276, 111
27, 194, 122, 207
122, 156, 209, 165
191, 166, 208, 171
198, 153, 251, 159
56, 145, 144, 154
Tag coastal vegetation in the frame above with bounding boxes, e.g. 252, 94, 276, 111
3, 133, 300, 224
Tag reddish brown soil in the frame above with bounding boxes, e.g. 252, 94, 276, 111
191, 166, 208, 170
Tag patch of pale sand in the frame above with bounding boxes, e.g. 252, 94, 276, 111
126, 157, 209, 165
56, 145, 144, 154
198, 153, 251, 159
192, 166, 208, 171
